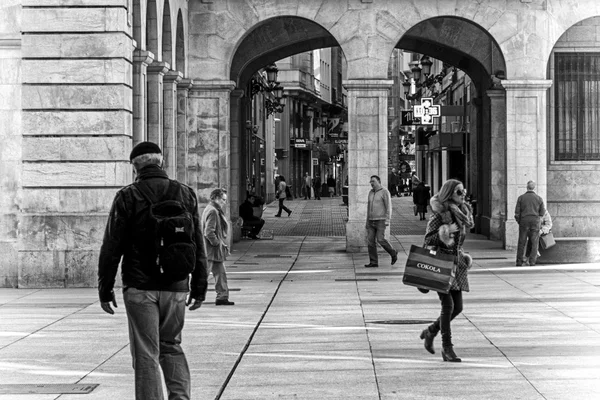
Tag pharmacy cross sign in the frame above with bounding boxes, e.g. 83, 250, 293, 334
412, 98, 441, 125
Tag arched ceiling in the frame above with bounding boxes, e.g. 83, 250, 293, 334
230, 17, 339, 89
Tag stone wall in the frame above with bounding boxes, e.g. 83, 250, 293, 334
547, 16, 600, 237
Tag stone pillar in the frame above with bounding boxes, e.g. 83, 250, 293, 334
502, 80, 552, 250
230, 89, 245, 241
132, 50, 154, 146
146, 61, 169, 146
486, 89, 507, 243
343, 79, 394, 252
187, 80, 236, 208
163, 70, 182, 178
176, 78, 193, 184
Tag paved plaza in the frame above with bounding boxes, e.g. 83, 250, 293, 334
1, 197, 599, 399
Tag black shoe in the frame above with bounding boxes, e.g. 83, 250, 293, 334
249, 234, 259, 240
420, 328, 436, 354
287, 210, 292, 217
441, 346, 461, 362
391, 250, 398, 265
364, 263, 379, 268
275, 214, 281, 217
215, 299, 235, 306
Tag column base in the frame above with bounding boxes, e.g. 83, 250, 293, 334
345, 220, 367, 253
505, 219, 519, 250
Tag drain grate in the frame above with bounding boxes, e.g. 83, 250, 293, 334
369, 320, 434, 325
0, 384, 99, 394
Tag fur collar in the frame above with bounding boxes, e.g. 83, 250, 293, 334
430, 194, 472, 215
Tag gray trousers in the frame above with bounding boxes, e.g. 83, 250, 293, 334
517, 216, 541, 265
123, 288, 190, 400
366, 219, 395, 265
208, 260, 229, 300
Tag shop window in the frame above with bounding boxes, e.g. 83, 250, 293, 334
555, 52, 600, 160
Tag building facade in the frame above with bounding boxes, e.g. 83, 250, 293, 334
2, 0, 600, 287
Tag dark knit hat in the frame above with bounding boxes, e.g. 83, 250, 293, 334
129, 141, 161, 161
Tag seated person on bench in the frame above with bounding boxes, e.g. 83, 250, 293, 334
239, 194, 265, 239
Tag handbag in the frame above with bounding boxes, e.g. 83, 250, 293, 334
403, 245, 457, 294
539, 232, 556, 250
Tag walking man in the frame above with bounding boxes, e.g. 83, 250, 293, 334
313, 173, 322, 200
365, 175, 398, 268
202, 188, 235, 305
515, 180, 546, 266
98, 141, 208, 400
303, 172, 312, 199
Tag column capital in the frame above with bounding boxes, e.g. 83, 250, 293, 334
148, 61, 170, 75
177, 78, 194, 90
164, 70, 183, 84
133, 49, 154, 65
343, 79, 394, 91
190, 80, 236, 92
501, 79, 553, 91
231, 89, 245, 99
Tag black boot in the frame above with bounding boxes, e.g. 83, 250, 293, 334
441, 346, 461, 362
419, 327, 437, 354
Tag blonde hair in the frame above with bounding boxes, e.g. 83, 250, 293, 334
437, 179, 463, 204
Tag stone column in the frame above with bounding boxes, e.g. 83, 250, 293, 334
187, 80, 236, 208
502, 80, 553, 250
162, 70, 182, 178
132, 50, 154, 146
343, 79, 394, 252
486, 89, 507, 243
146, 61, 169, 146
176, 78, 193, 184
229, 89, 245, 241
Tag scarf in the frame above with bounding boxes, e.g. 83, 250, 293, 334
448, 202, 475, 231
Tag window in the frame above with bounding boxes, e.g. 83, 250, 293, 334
555, 53, 600, 160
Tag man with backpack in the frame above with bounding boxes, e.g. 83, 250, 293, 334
98, 141, 208, 400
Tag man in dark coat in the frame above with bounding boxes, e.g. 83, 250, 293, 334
514, 180, 546, 266
239, 194, 265, 239
98, 141, 208, 400
413, 181, 431, 220
313, 173, 322, 200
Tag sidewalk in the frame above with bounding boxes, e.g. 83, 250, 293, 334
1, 205, 599, 399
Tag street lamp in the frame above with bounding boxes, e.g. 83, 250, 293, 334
250, 63, 283, 97
420, 55, 433, 77
402, 79, 412, 97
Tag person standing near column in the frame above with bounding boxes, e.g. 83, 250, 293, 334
313, 173, 322, 200
514, 180, 546, 266
364, 175, 398, 268
202, 188, 234, 305
303, 172, 312, 199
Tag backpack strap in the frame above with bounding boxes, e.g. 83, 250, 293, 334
135, 180, 179, 204
163, 180, 180, 201
134, 181, 158, 205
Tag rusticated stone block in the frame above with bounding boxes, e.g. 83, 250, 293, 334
18, 250, 66, 288
65, 250, 99, 287
23, 136, 130, 161
22, 59, 132, 85
22, 33, 133, 59
20, 188, 122, 213
22, 85, 132, 111
22, 1, 127, 5
19, 214, 106, 251
23, 110, 131, 137
0, 241, 18, 288
22, 162, 131, 187
22, 7, 127, 32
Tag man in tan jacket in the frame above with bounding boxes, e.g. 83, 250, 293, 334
365, 175, 398, 267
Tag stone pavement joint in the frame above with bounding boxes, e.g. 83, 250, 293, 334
0, 228, 599, 399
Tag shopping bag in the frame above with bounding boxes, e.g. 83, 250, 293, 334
539, 232, 556, 250
403, 245, 457, 294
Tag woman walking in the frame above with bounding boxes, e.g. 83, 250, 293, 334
413, 181, 431, 220
275, 175, 292, 217
419, 179, 474, 362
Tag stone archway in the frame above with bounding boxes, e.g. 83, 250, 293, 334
394, 16, 508, 242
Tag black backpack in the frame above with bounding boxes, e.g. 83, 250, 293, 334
135, 180, 196, 282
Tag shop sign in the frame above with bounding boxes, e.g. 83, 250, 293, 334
401, 111, 420, 125
293, 138, 307, 148
413, 98, 441, 125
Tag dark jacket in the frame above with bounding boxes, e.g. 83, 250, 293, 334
413, 184, 430, 206
201, 202, 229, 262
327, 177, 336, 187
97, 164, 208, 302
514, 190, 546, 223
239, 199, 259, 222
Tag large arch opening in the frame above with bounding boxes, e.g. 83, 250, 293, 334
393, 16, 507, 240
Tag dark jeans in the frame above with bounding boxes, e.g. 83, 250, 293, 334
243, 217, 265, 236
366, 220, 395, 265
517, 217, 541, 265
123, 289, 190, 400
428, 290, 463, 348
304, 185, 311, 199
276, 198, 291, 216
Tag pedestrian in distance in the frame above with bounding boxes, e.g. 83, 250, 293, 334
327, 174, 336, 197
364, 175, 398, 268
303, 172, 312, 199
419, 179, 474, 363
524, 209, 552, 263
410, 171, 420, 196
313, 173, 322, 200
202, 188, 234, 306
388, 168, 398, 197
413, 181, 431, 220
275, 175, 292, 217
514, 180, 546, 266
239, 194, 265, 240
398, 177, 405, 197
98, 141, 208, 400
